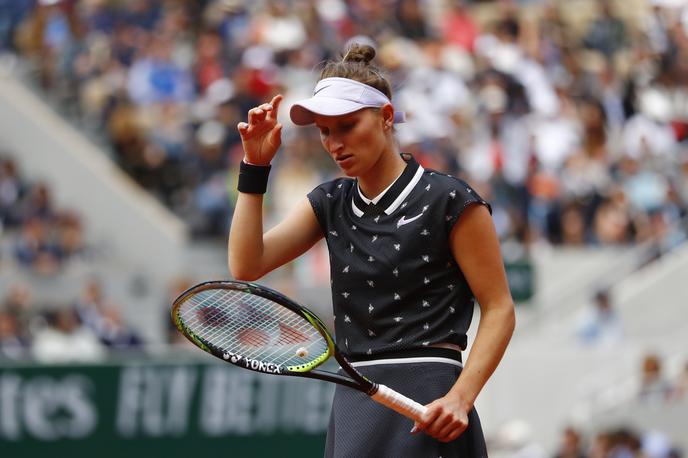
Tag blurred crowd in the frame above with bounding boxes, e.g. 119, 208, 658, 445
0, 278, 144, 363
0, 0, 686, 253
491, 422, 685, 458
0, 155, 143, 362
0, 154, 86, 275
549, 425, 684, 458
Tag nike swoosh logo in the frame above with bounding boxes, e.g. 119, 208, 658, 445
314, 84, 332, 96
397, 212, 423, 228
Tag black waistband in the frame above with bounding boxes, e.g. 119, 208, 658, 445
345, 347, 462, 363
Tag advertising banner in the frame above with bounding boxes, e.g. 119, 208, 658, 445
0, 361, 334, 457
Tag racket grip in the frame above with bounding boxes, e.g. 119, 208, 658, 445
371, 383, 427, 422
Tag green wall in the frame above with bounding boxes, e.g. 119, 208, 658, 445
0, 360, 333, 457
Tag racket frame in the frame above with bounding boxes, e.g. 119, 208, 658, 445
171, 280, 376, 393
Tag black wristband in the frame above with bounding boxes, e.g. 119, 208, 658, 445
237, 161, 271, 194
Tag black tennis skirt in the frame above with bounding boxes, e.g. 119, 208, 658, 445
324, 350, 488, 458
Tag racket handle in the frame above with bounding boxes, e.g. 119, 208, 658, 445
371, 383, 427, 422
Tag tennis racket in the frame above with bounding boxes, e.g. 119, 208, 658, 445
171, 280, 427, 422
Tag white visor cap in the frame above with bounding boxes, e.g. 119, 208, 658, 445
289, 77, 406, 126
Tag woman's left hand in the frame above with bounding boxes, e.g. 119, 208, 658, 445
411, 395, 471, 442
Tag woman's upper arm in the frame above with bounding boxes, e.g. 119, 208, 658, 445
260, 197, 324, 274
449, 204, 513, 310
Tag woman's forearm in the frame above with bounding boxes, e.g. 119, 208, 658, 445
448, 299, 515, 408
228, 192, 267, 281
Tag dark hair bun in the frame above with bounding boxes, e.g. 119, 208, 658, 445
343, 43, 376, 65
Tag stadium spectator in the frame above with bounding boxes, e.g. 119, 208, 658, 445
14, 0, 85, 90
393, 0, 430, 41
638, 352, 673, 403
582, 0, 628, 59
440, 0, 480, 54
13, 217, 63, 275
553, 426, 587, 458
74, 278, 143, 351
607, 428, 643, 457
95, 306, 144, 350
0, 156, 26, 228
18, 182, 55, 222
0, 0, 32, 52
32, 307, 106, 363
575, 288, 624, 347
0, 310, 26, 361
589, 430, 613, 458
2, 283, 33, 341
643, 430, 674, 458
10, 180, 86, 274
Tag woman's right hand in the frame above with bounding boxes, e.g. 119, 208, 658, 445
237, 94, 284, 166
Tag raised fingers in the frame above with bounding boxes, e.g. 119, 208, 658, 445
266, 94, 283, 121
238, 95, 284, 143
247, 105, 270, 126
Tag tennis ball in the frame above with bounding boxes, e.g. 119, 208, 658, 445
296, 347, 309, 358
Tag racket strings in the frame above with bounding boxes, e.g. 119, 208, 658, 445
183, 290, 280, 346
237, 328, 270, 347
177, 288, 327, 366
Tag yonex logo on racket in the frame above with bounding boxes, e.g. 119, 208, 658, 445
225, 351, 283, 374
222, 351, 241, 364
242, 357, 282, 374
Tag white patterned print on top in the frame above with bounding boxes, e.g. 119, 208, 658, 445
307, 157, 488, 358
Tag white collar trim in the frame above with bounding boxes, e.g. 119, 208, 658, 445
350, 164, 425, 217
383, 164, 424, 215
357, 169, 404, 205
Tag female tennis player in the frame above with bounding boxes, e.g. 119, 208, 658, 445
229, 43, 515, 457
